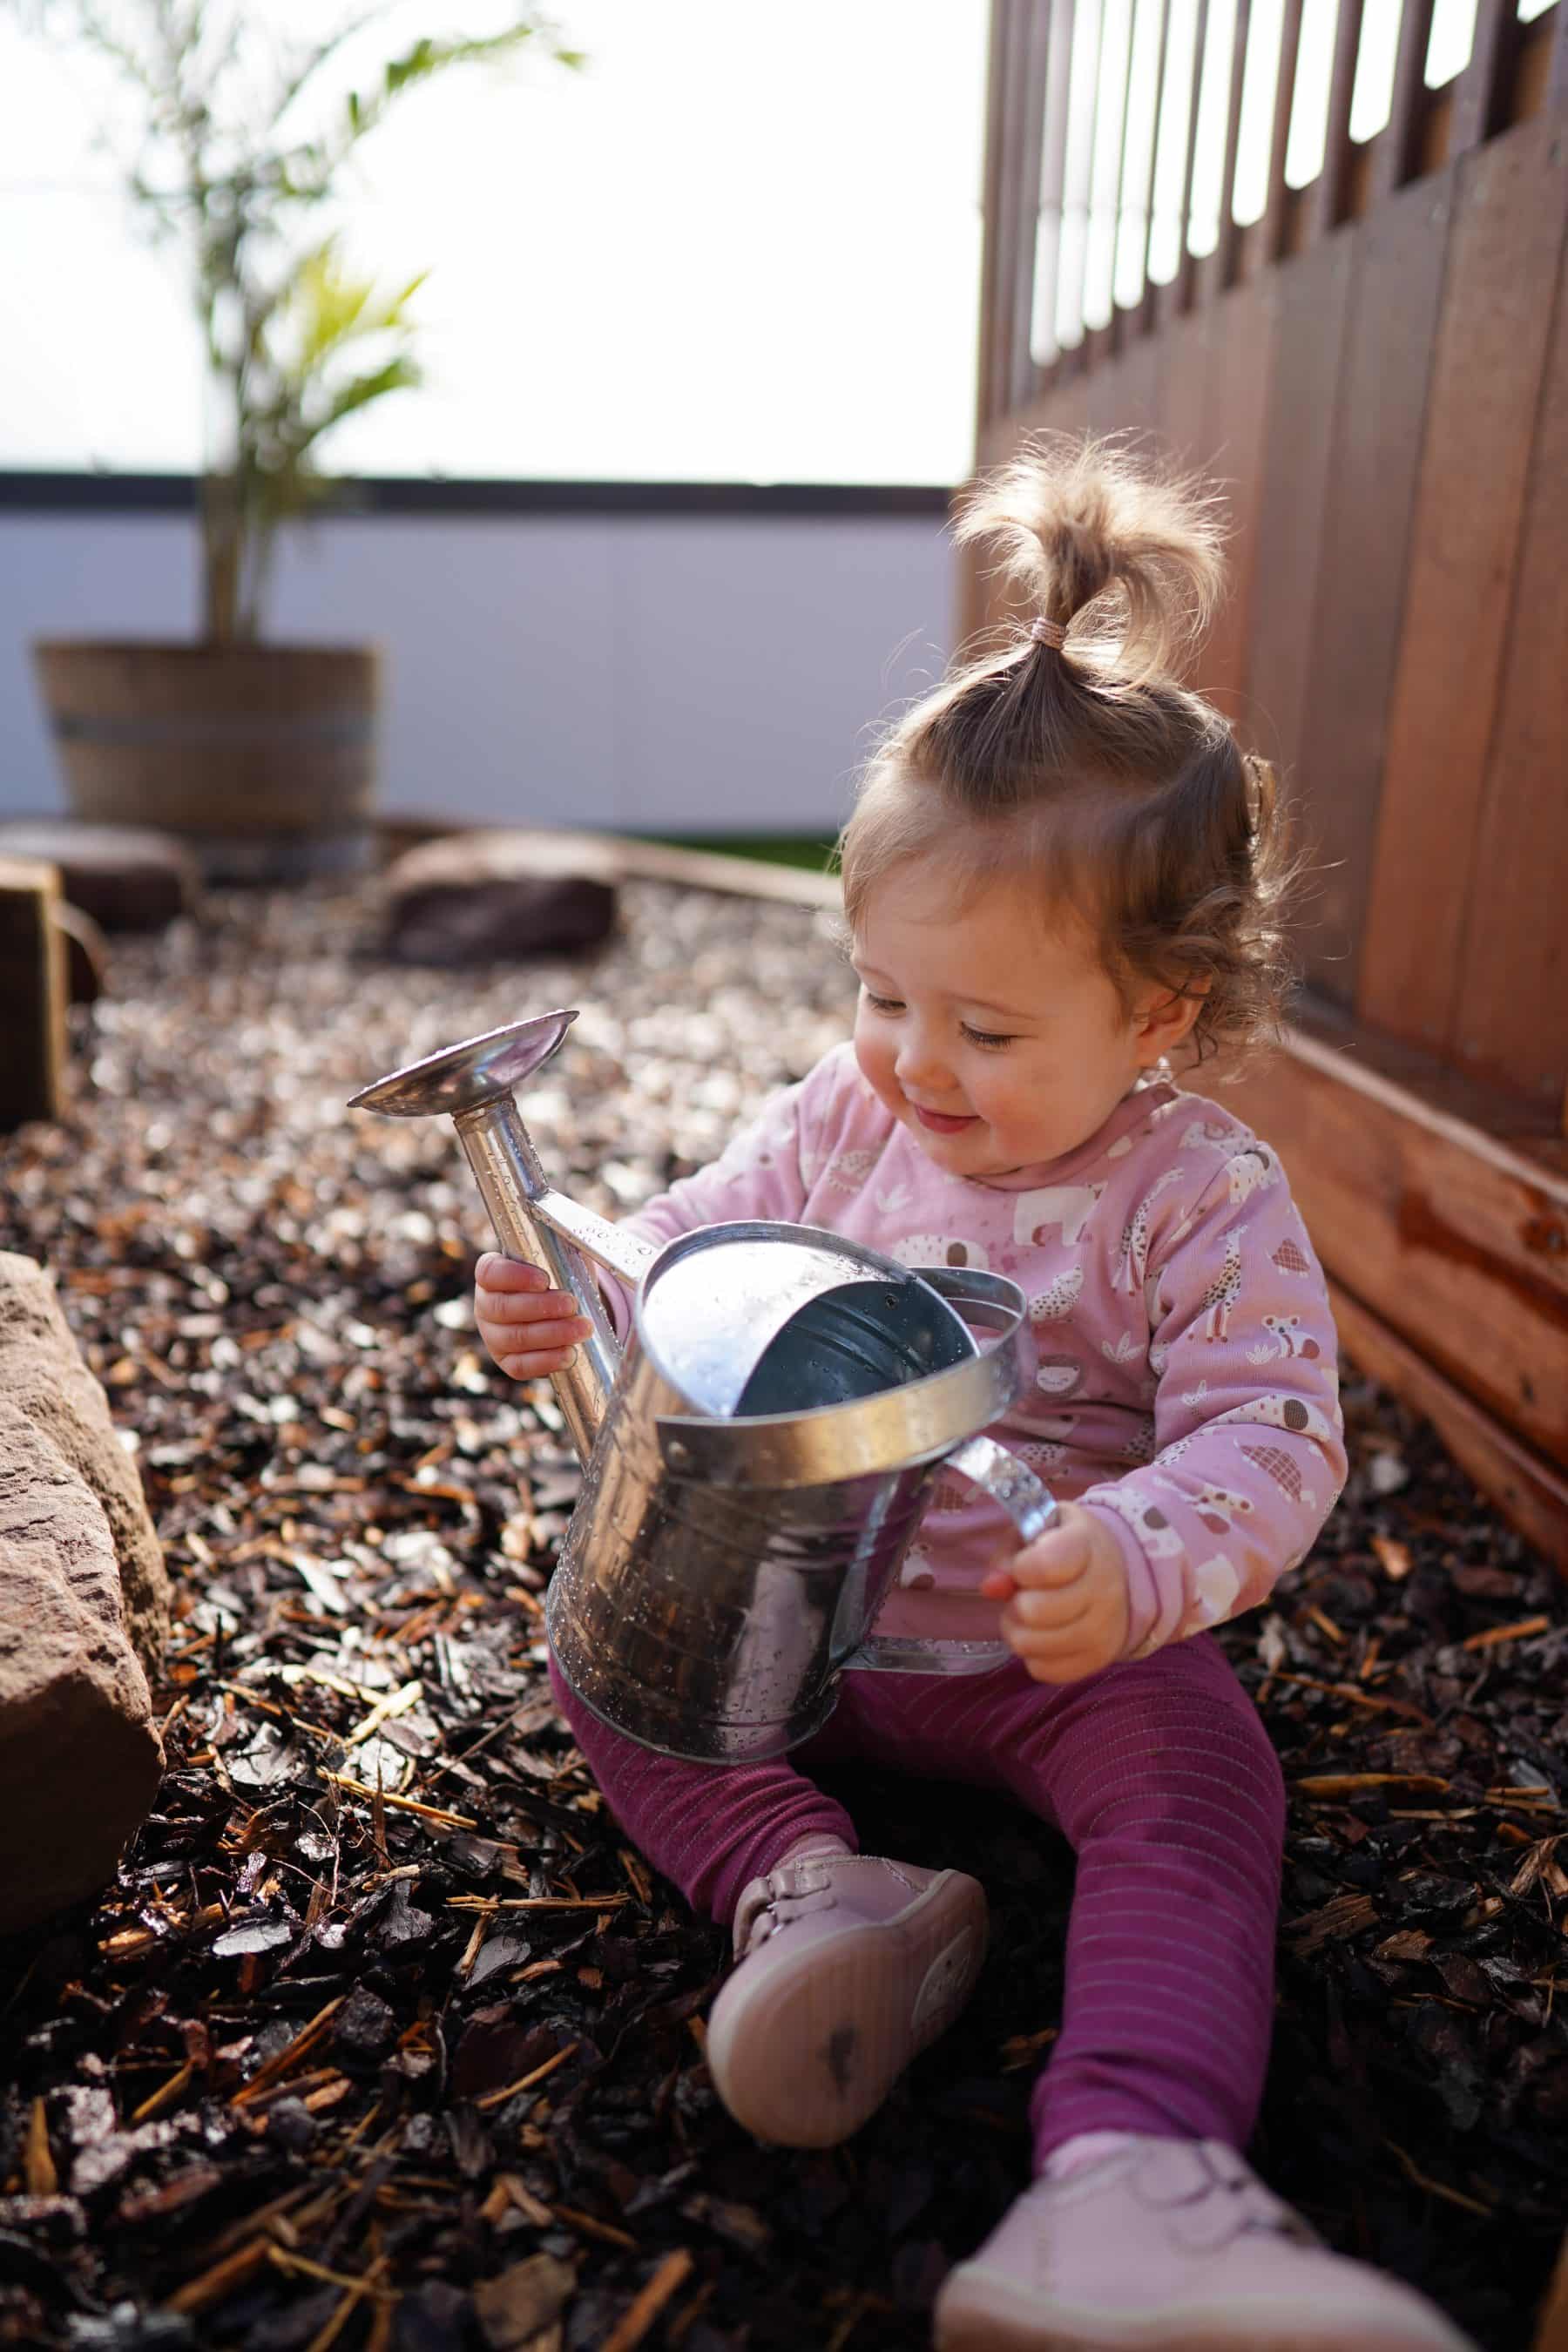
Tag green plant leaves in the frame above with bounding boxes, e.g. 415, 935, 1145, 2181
21, 3, 584, 642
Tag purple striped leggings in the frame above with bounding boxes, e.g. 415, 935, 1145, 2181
548, 1632, 1285, 2173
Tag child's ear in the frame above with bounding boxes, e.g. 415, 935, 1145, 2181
1133, 977, 1208, 1064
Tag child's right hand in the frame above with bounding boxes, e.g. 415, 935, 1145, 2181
474, 1252, 596, 1382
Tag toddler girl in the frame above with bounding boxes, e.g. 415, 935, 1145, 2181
474, 443, 1472, 2352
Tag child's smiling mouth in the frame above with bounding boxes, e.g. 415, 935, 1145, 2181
910, 1105, 979, 1134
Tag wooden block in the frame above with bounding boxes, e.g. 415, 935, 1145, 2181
0, 856, 67, 1131
1358, 118, 1568, 1055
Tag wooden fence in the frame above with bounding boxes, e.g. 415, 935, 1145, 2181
970, 0, 1568, 1564
970, 0, 1567, 1116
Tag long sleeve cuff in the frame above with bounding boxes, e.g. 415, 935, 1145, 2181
1079, 1497, 1166, 1662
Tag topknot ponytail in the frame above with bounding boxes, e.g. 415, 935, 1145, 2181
838, 435, 1300, 1072
953, 433, 1227, 683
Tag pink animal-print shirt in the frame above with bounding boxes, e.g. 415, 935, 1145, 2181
605, 1043, 1346, 1660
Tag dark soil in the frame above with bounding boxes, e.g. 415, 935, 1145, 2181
0, 883, 1563, 2352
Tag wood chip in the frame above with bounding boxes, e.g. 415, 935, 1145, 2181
600, 2248, 696, 2352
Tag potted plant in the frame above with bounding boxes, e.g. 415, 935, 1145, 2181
25, 3, 578, 882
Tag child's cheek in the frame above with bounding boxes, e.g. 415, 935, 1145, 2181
853, 1024, 898, 1112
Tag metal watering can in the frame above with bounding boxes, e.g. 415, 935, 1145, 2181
350, 1011, 1058, 1763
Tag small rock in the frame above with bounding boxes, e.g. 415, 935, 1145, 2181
265, 2099, 316, 2153
333, 1984, 397, 2064
473, 2254, 575, 2349
1366, 1449, 1409, 1496
0, 823, 198, 932
378, 830, 619, 967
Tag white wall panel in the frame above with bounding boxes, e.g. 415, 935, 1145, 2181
0, 509, 954, 835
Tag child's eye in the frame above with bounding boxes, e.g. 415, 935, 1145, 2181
961, 1023, 1016, 1050
862, 990, 904, 1013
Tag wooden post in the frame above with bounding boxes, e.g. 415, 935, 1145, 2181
0, 856, 68, 1130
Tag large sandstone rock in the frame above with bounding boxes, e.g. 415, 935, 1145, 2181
0, 823, 198, 933
379, 829, 619, 967
0, 1405, 164, 1932
0, 1253, 168, 1675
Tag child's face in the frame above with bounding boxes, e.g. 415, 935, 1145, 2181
851, 858, 1189, 1180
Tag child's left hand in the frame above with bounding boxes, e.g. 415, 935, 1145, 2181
980, 1504, 1130, 1683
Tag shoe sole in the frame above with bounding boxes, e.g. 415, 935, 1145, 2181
934, 2276, 1472, 2352
706, 1870, 988, 2149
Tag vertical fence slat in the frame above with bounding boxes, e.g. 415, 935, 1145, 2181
1449, 224, 1568, 1106
1143, 0, 1188, 297
1261, 0, 1307, 258
1359, 118, 1568, 1055
1292, 172, 1456, 1004
1244, 231, 1356, 793
1171, 0, 1213, 309
1207, 0, 1255, 293
1130, 0, 1174, 314
1197, 278, 1279, 711
1010, 3, 1058, 406
1369, 0, 1438, 202
1161, 301, 1220, 458
1304, 0, 1368, 240
979, 1, 1042, 432
1449, 0, 1520, 156
1109, 0, 1158, 333
1085, 0, 1138, 344
993, 1, 1031, 419
977, 0, 1015, 433
1032, 0, 1078, 369
1064, 0, 1112, 353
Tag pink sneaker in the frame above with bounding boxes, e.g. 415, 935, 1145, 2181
704, 1849, 987, 2149
933, 2138, 1477, 2352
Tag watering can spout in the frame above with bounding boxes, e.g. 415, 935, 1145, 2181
348, 1010, 655, 1465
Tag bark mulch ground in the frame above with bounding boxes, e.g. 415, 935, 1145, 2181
0, 882, 1564, 2352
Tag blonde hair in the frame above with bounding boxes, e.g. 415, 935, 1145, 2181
837, 435, 1299, 1071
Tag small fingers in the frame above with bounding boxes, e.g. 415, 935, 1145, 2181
998, 1530, 1092, 1591
495, 1336, 587, 1380
1004, 1585, 1097, 1637
493, 1317, 592, 1373
476, 1253, 549, 1294
478, 1284, 590, 1330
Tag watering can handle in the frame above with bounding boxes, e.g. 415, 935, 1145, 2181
847, 1429, 1060, 1676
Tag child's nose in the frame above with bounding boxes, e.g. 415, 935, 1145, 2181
896, 1024, 954, 1094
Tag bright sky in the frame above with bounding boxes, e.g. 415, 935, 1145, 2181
0, 0, 1527, 482
0, 2, 990, 484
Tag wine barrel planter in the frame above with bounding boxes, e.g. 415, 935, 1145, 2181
31, 640, 381, 884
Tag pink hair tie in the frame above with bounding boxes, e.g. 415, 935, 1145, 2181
1029, 616, 1067, 650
